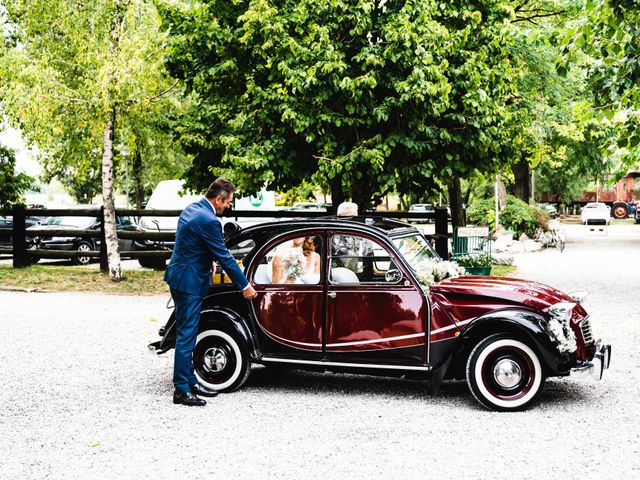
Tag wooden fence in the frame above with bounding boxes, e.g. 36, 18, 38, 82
0, 206, 450, 271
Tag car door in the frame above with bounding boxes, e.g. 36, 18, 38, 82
116, 216, 140, 250
325, 232, 427, 365
250, 231, 324, 360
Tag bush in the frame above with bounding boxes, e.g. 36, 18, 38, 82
500, 196, 543, 237
466, 198, 495, 226
467, 196, 550, 238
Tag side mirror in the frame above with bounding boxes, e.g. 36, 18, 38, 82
223, 221, 242, 236
385, 269, 402, 283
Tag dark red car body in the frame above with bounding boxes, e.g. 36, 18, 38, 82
150, 217, 610, 411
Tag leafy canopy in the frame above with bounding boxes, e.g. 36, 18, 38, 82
160, 0, 520, 207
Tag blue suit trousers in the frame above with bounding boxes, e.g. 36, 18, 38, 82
171, 288, 203, 393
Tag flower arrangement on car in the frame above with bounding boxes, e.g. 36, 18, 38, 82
415, 260, 465, 287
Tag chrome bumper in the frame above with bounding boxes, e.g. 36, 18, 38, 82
571, 342, 611, 380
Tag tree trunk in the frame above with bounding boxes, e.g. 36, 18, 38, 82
329, 175, 344, 214
133, 136, 144, 208
449, 176, 466, 228
512, 157, 531, 203
101, 108, 122, 280
350, 174, 373, 215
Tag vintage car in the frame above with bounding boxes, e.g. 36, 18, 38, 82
149, 217, 611, 411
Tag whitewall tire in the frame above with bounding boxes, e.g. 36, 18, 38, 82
466, 334, 545, 411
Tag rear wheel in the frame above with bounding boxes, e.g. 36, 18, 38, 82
466, 334, 545, 411
193, 328, 251, 392
612, 203, 628, 219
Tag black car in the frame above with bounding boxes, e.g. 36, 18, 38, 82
0, 213, 47, 262
28, 215, 143, 265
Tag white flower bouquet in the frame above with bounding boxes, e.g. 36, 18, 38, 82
280, 249, 306, 279
415, 260, 465, 288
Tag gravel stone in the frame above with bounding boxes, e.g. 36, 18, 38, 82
0, 223, 638, 479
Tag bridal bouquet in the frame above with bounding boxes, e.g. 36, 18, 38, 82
415, 260, 465, 287
280, 249, 306, 279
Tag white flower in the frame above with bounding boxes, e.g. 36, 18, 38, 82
281, 249, 306, 279
415, 259, 464, 287
547, 318, 577, 353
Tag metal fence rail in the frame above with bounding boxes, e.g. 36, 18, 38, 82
0, 205, 450, 270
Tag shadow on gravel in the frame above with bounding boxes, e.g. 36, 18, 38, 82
243, 366, 590, 411
245, 366, 473, 407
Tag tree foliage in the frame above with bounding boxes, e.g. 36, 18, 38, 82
0, 144, 36, 207
0, 0, 189, 204
160, 0, 521, 211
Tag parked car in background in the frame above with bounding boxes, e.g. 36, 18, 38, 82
285, 202, 331, 212
408, 203, 435, 223
580, 202, 611, 225
0, 212, 48, 262
538, 203, 559, 218
27, 215, 143, 265
150, 217, 611, 411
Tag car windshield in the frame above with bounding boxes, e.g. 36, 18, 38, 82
45, 216, 95, 228
391, 234, 439, 271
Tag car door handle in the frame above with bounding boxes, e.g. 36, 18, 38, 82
328, 292, 337, 299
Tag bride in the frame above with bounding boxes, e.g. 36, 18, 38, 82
271, 236, 320, 284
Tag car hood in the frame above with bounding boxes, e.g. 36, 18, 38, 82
430, 276, 585, 314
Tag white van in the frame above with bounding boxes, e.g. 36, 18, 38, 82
140, 179, 277, 231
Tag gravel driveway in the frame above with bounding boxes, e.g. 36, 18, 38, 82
1, 222, 638, 479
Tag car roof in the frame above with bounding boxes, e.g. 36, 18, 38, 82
226, 216, 419, 242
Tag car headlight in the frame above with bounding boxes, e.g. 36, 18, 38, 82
547, 302, 577, 353
549, 301, 575, 322
568, 291, 588, 304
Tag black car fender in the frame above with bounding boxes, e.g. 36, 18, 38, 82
443, 308, 574, 380
199, 307, 260, 360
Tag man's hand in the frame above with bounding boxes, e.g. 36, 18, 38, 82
243, 285, 257, 299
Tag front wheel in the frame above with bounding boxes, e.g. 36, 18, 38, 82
73, 241, 93, 266
193, 328, 251, 393
466, 334, 545, 411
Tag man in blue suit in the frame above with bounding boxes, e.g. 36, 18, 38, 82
164, 178, 257, 406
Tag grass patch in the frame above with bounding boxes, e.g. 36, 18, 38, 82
0, 263, 519, 294
491, 265, 517, 277
0, 264, 168, 295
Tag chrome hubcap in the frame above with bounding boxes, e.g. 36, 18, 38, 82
493, 358, 522, 389
203, 347, 227, 372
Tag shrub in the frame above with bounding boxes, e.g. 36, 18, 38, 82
466, 198, 495, 226
467, 196, 550, 238
500, 196, 541, 237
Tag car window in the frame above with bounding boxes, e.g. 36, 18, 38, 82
392, 234, 439, 272
254, 234, 322, 285
117, 216, 135, 227
45, 216, 95, 228
330, 234, 401, 284
228, 238, 256, 262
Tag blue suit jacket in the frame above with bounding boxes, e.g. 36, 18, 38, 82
164, 198, 249, 296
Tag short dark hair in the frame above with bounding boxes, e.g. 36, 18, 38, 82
205, 178, 236, 199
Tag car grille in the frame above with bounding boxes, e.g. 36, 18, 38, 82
580, 317, 594, 345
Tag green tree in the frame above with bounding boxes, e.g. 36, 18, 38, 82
160, 0, 521, 218
0, 0, 188, 279
0, 144, 36, 207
